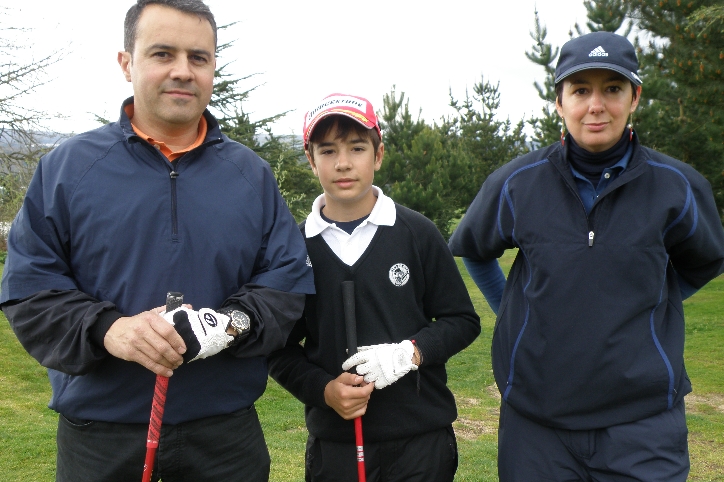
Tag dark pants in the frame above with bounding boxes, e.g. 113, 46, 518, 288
498, 400, 689, 482
56, 405, 270, 482
305, 426, 458, 482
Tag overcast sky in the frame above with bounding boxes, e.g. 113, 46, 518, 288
11, 0, 590, 137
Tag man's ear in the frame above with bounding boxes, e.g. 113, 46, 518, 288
118, 51, 132, 82
305, 150, 319, 177
374, 143, 384, 171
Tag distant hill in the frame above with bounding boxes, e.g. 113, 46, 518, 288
0, 131, 68, 152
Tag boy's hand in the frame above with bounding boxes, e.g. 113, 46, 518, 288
324, 372, 374, 420
342, 340, 418, 389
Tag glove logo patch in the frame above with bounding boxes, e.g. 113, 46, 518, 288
203, 312, 218, 327
388, 263, 410, 287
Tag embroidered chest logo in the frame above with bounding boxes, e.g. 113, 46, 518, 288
389, 263, 410, 287
306, 255, 313, 268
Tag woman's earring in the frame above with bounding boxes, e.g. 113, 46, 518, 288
560, 123, 567, 146
628, 115, 634, 141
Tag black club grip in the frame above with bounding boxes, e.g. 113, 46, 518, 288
166, 292, 184, 312
341, 281, 357, 357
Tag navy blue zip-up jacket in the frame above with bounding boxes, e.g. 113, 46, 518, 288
0, 98, 315, 424
449, 136, 724, 430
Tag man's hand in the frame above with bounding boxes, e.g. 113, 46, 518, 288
163, 307, 234, 362
342, 340, 418, 389
104, 308, 187, 377
324, 372, 374, 420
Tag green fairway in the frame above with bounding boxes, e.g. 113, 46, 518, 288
1, 254, 723, 481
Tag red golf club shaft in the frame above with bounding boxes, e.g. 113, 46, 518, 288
142, 374, 168, 482
141, 292, 183, 482
354, 417, 365, 481
342, 281, 366, 482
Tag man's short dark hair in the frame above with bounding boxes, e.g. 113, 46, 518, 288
124, 0, 217, 54
307, 115, 382, 160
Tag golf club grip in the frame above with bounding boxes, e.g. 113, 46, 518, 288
340, 281, 366, 482
148, 291, 183, 436
142, 292, 183, 481
341, 281, 357, 357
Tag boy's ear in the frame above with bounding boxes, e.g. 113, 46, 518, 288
305, 149, 319, 177
374, 143, 384, 171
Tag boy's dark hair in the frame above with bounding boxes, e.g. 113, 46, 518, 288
124, 0, 217, 53
307, 115, 382, 160
555, 75, 638, 107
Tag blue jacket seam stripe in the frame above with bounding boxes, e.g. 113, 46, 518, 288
649, 255, 676, 409
647, 161, 699, 241
498, 159, 550, 242
503, 235, 533, 401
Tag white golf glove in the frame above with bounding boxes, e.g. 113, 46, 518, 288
162, 307, 234, 362
341, 340, 418, 389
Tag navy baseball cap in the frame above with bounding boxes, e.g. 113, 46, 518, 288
555, 32, 642, 85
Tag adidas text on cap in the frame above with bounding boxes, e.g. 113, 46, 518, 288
555, 32, 642, 86
303, 93, 381, 149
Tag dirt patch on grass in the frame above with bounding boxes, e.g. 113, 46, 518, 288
688, 434, 724, 481
454, 416, 499, 440
686, 393, 724, 415
454, 384, 501, 440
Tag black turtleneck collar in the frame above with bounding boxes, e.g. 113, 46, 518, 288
567, 130, 630, 183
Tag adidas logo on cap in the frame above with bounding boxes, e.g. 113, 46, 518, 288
589, 46, 608, 57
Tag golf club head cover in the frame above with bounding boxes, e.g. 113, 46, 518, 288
341, 340, 418, 389
163, 307, 234, 362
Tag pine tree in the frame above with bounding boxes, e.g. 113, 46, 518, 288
377, 88, 470, 238
526, 10, 563, 147
210, 34, 318, 221
378, 82, 528, 238
577, 0, 632, 34
628, 0, 724, 221
447, 77, 529, 202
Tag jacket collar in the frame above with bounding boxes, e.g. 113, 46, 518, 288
119, 96, 224, 147
553, 132, 647, 170
548, 132, 649, 197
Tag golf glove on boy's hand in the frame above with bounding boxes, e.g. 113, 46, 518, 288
163, 307, 234, 362
341, 340, 418, 389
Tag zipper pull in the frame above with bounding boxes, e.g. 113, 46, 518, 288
588, 231, 595, 247
170, 171, 179, 179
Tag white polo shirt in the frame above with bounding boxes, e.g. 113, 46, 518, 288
304, 186, 396, 266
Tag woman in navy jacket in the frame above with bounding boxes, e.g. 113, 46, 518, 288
449, 32, 724, 482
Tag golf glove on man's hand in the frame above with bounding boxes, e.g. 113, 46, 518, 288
163, 307, 234, 362
342, 340, 418, 389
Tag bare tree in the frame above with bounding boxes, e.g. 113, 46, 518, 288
0, 7, 64, 246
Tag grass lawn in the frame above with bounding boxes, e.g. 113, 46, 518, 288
1, 254, 723, 480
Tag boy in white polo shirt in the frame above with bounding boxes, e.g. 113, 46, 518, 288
268, 93, 480, 481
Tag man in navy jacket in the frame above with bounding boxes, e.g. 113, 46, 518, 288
0, 1, 314, 481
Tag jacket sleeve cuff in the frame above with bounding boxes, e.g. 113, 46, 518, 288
409, 333, 440, 368
89, 309, 124, 349
309, 372, 336, 409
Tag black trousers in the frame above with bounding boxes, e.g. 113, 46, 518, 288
305, 425, 458, 482
56, 405, 270, 482
498, 400, 689, 482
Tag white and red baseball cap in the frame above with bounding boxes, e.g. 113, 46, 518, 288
302, 93, 381, 149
